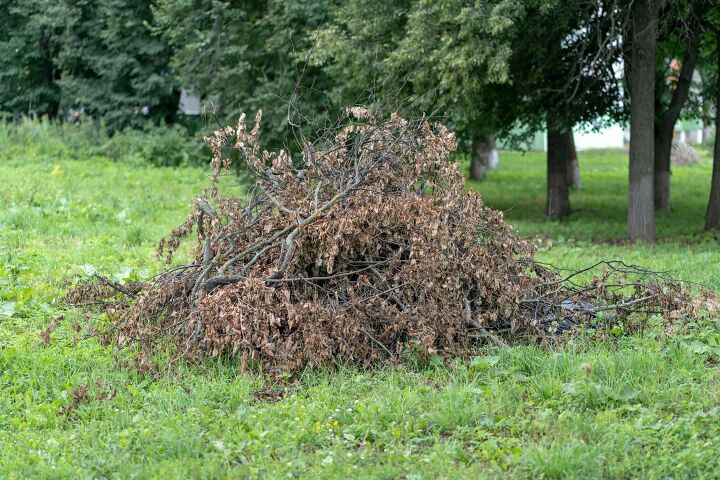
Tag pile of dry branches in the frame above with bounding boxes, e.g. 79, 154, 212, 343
70, 108, 706, 372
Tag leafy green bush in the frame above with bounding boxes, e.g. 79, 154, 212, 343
0, 117, 98, 160
0, 117, 209, 167
96, 124, 208, 167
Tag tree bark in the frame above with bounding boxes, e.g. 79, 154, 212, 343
705, 34, 720, 231
654, 17, 701, 211
566, 130, 581, 190
653, 137, 672, 210
487, 134, 500, 169
628, 0, 658, 242
546, 128, 571, 219
470, 133, 490, 181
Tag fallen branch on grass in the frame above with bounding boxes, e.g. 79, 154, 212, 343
65, 107, 712, 373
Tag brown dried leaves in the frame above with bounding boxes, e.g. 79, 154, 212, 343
84, 107, 709, 374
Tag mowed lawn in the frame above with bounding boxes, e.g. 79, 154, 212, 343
1, 133, 720, 479
469, 149, 720, 287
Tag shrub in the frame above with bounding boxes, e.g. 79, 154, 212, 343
97, 124, 208, 167
0, 117, 208, 167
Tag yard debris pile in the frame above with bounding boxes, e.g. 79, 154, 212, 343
671, 139, 700, 166
70, 108, 705, 372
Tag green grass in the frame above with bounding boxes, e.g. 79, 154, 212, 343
467, 149, 720, 287
1, 138, 720, 479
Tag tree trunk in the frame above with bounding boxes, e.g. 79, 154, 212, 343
699, 70, 715, 143
654, 16, 700, 211
546, 128, 571, 219
470, 133, 490, 181
628, 0, 658, 242
705, 35, 720, 231
566, 130, 581, 190
653, 134, 672, 210
487, 134, 500, 169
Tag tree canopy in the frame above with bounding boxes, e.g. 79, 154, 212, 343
2, 0, 720, 237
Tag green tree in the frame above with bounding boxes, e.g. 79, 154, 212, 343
311, 0, 523, 180
653, 1, 706, 211
484, 0, 625, 218
312, 0, 624, 218
0, 0, 64, 117
702, 5, 720, 230
57, 0, 178, 133
152, 0, 335, 148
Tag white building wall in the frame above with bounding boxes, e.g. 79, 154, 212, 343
179, 89, 201, 115
573, 125, 625, 150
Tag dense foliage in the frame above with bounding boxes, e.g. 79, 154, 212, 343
0, 0, 636, 143
2, 0, 720, 234
0, 0, 64, 117
0, 0, 177, 131
0, 117, 206, 167
0, 1, 713, 144
58, 0, 178, 132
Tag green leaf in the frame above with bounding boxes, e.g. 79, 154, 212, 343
683, 340, 713, 354
470, 355, 500, 371
429, 354, 445, 367
0, 301, 16, 318
617, 386, 639, 402
561, 382, 578, 395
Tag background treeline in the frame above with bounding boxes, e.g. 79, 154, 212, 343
2, 0, 720, 240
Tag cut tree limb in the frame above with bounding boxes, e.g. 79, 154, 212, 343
464, 299, 509, 348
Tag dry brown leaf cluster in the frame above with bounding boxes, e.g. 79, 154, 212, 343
67, 108, 709, 373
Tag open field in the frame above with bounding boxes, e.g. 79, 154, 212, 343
469, 149, 720, 287
1, 139, 720, 478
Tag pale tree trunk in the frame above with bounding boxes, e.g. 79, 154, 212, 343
487, 134, 500, 169
628, 0, 658, 242
566, 130, 581, 190
705, 34, 720, 231
699, 71, 714, 142
654, 16, 700, 211
470, 133, 490, 180
546, 128, 571, 219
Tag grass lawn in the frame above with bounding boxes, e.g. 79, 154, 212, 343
1, 135, 720, 479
